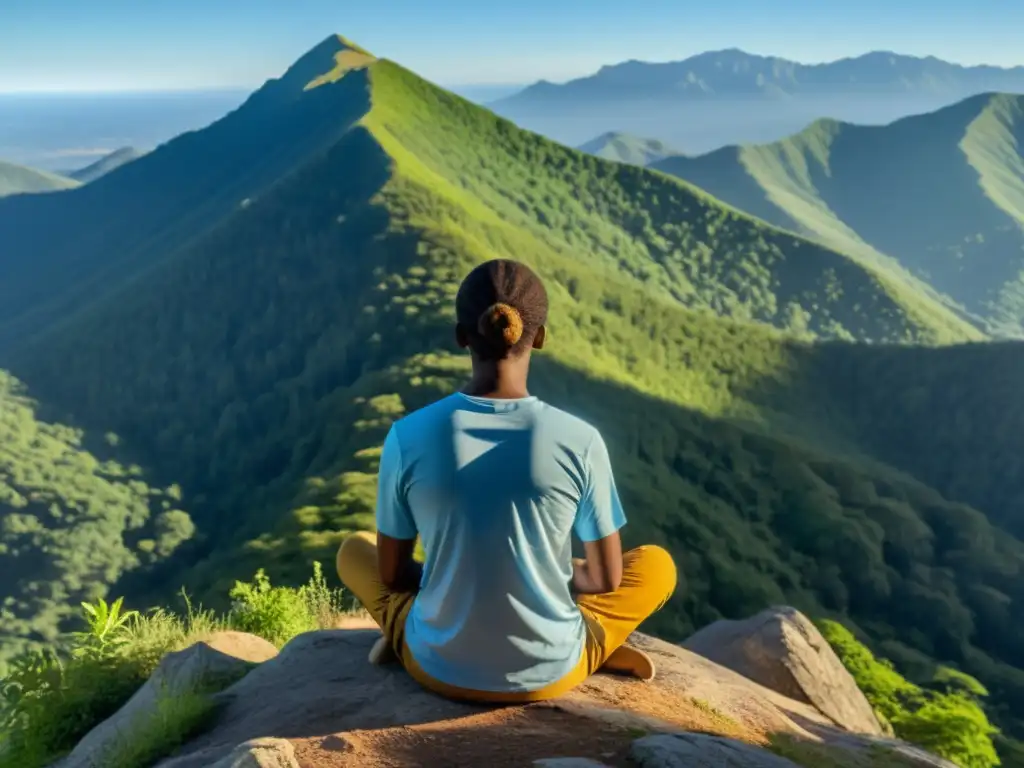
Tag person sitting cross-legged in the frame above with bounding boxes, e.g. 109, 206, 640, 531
336, 258, 678, 703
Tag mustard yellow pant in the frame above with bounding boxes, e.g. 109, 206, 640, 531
335, 531, 678, 703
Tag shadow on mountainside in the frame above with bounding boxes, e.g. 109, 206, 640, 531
727, 335, 1024, 739
0, 58, 375, 352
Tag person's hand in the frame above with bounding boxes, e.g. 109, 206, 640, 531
572, 534, 623, 594
572, 557, 600, 594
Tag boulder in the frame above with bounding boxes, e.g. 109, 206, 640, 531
56, 636, 264, 768
630, 733, 802, 767
683, 606, 885, 736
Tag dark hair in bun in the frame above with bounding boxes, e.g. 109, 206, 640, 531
456, 260, 548, 360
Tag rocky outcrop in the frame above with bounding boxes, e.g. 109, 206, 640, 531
56, 632, 277, 768
683, 606, 886, 736
58, 607, 955, 767
152, 624, 936, 767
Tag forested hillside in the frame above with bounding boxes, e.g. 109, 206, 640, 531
0, 370, 192, 672
0, 34, 1023, 756
653, 94, 1024, 336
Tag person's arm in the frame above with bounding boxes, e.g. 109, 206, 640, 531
375, 426, 420, 592
572, 534, 623, 594
572, 432, 627, 595
378, 532, 420, 592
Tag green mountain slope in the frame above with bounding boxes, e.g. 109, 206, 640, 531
0, 161, 80, 198
0, 45, 980, 350
577, 131, 679, 165
1, 35, 1023, 749
0, 370, 192, 671
67, 147, 144, 184
653, 94, 1024, 336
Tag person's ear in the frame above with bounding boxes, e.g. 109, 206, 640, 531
533, 325, 546, 350
455, 323, 470, 349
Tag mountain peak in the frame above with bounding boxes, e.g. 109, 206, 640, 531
272, 34, 377, 94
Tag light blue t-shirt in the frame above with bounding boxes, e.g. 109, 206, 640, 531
375, 392, 627, 693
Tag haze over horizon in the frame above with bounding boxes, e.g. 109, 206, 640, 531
3, 0, 1024, 93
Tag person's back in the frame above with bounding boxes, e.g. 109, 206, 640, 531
335, 258, 677, 702
380, 391, 620, 692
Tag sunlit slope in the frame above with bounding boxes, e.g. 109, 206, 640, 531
365, 59, 981, 345
0, 161, 80, 198
653, 94, 1024, 335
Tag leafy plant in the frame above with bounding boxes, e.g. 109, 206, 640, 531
227, 562, 348, 645
72, 597, 140, 658
227, 569, 316, 646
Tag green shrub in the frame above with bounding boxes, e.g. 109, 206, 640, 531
817, 619, 1001, 768
227, 561, 346, 646
891, 695, 1001, 768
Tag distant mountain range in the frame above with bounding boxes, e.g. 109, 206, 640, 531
491, 49, 1024, 153
499, 49, 1024, 105
652, 92, 1024, 336
576, 132, 679, 165
0, 160, 79, 198
66, 147, 144, 184
2, 34, 1024, 757
0, 148, 144, 198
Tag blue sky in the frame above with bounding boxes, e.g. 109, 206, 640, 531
2, 0, 1023, 92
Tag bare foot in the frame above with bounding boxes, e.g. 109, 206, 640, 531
368, 634, 399, 666
600, 644, 656, 681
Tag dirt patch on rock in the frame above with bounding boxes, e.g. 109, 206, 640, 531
291, 705, 635, 768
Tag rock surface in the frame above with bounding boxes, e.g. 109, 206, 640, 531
149, 623, 931, 767
209, 737, 299, 768
200, 631, 280, 664
57, 637, 262, 768
55, 606, 954, 767
154, 628, 829, 767
683, 606, 885, 736
630, 733, 802, 767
